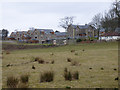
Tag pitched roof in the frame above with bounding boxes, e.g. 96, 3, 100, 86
55, 32, 67, 36
77, 25, 89, 29
35, 29, 54, 34
71, 24, 91, 29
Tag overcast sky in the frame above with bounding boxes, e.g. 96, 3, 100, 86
0, 0, 114, 35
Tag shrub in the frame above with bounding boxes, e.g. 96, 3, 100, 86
40, 71, 54, 82
101, 68, 104, 70
34, 57, 40, 61
76, 39, 82, 42
72, 71, 79, 80
64, 71, 72, 81
6, 64, 12, 67
20, 74, 29, 83
115, 77, 118, 80
67, 58, 72, 62
38, 59, 45, 64
66, 86, 71, 89
51, 60, 54, 64
7, 76, 19, 88
64, 67, 68, 73
89, 68, 92, 69
82, 49, 85, 51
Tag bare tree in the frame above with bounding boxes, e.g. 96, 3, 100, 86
89, 13, 102, 38
89, 13, 102, 30
59, 16, 75, 31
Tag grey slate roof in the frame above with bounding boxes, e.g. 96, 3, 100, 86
55, 32, 67, 36
35, 29, 54, 34
71, 24, 89, 29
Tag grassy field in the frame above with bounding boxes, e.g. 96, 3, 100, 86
2, 42, 118, 88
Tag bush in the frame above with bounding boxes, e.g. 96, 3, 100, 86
66, 86, 71, 89
64, 67, 68, 73
7, 76, 19, 88
72, 71, 79, 80
38, 59, 45, 64
67, 58, 72, 62
20, 74, 29, 83
64, 69, 79, 81
34, 57, 40, 61
64, 71, 72, 81
51, 60, 54, 64
40, 71, 54, 82
76, 39, 82, 42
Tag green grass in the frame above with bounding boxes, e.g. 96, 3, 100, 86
2, 42, 118, 88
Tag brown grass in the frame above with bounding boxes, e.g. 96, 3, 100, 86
71, 61, 79, 66
7, 76, 19, 88
72, 71, 79, 80
71, 50, 75, 53
40, 71, 54, 82
20, 74, 29, 83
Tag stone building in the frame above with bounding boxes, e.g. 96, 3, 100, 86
67, 24, 98, 40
